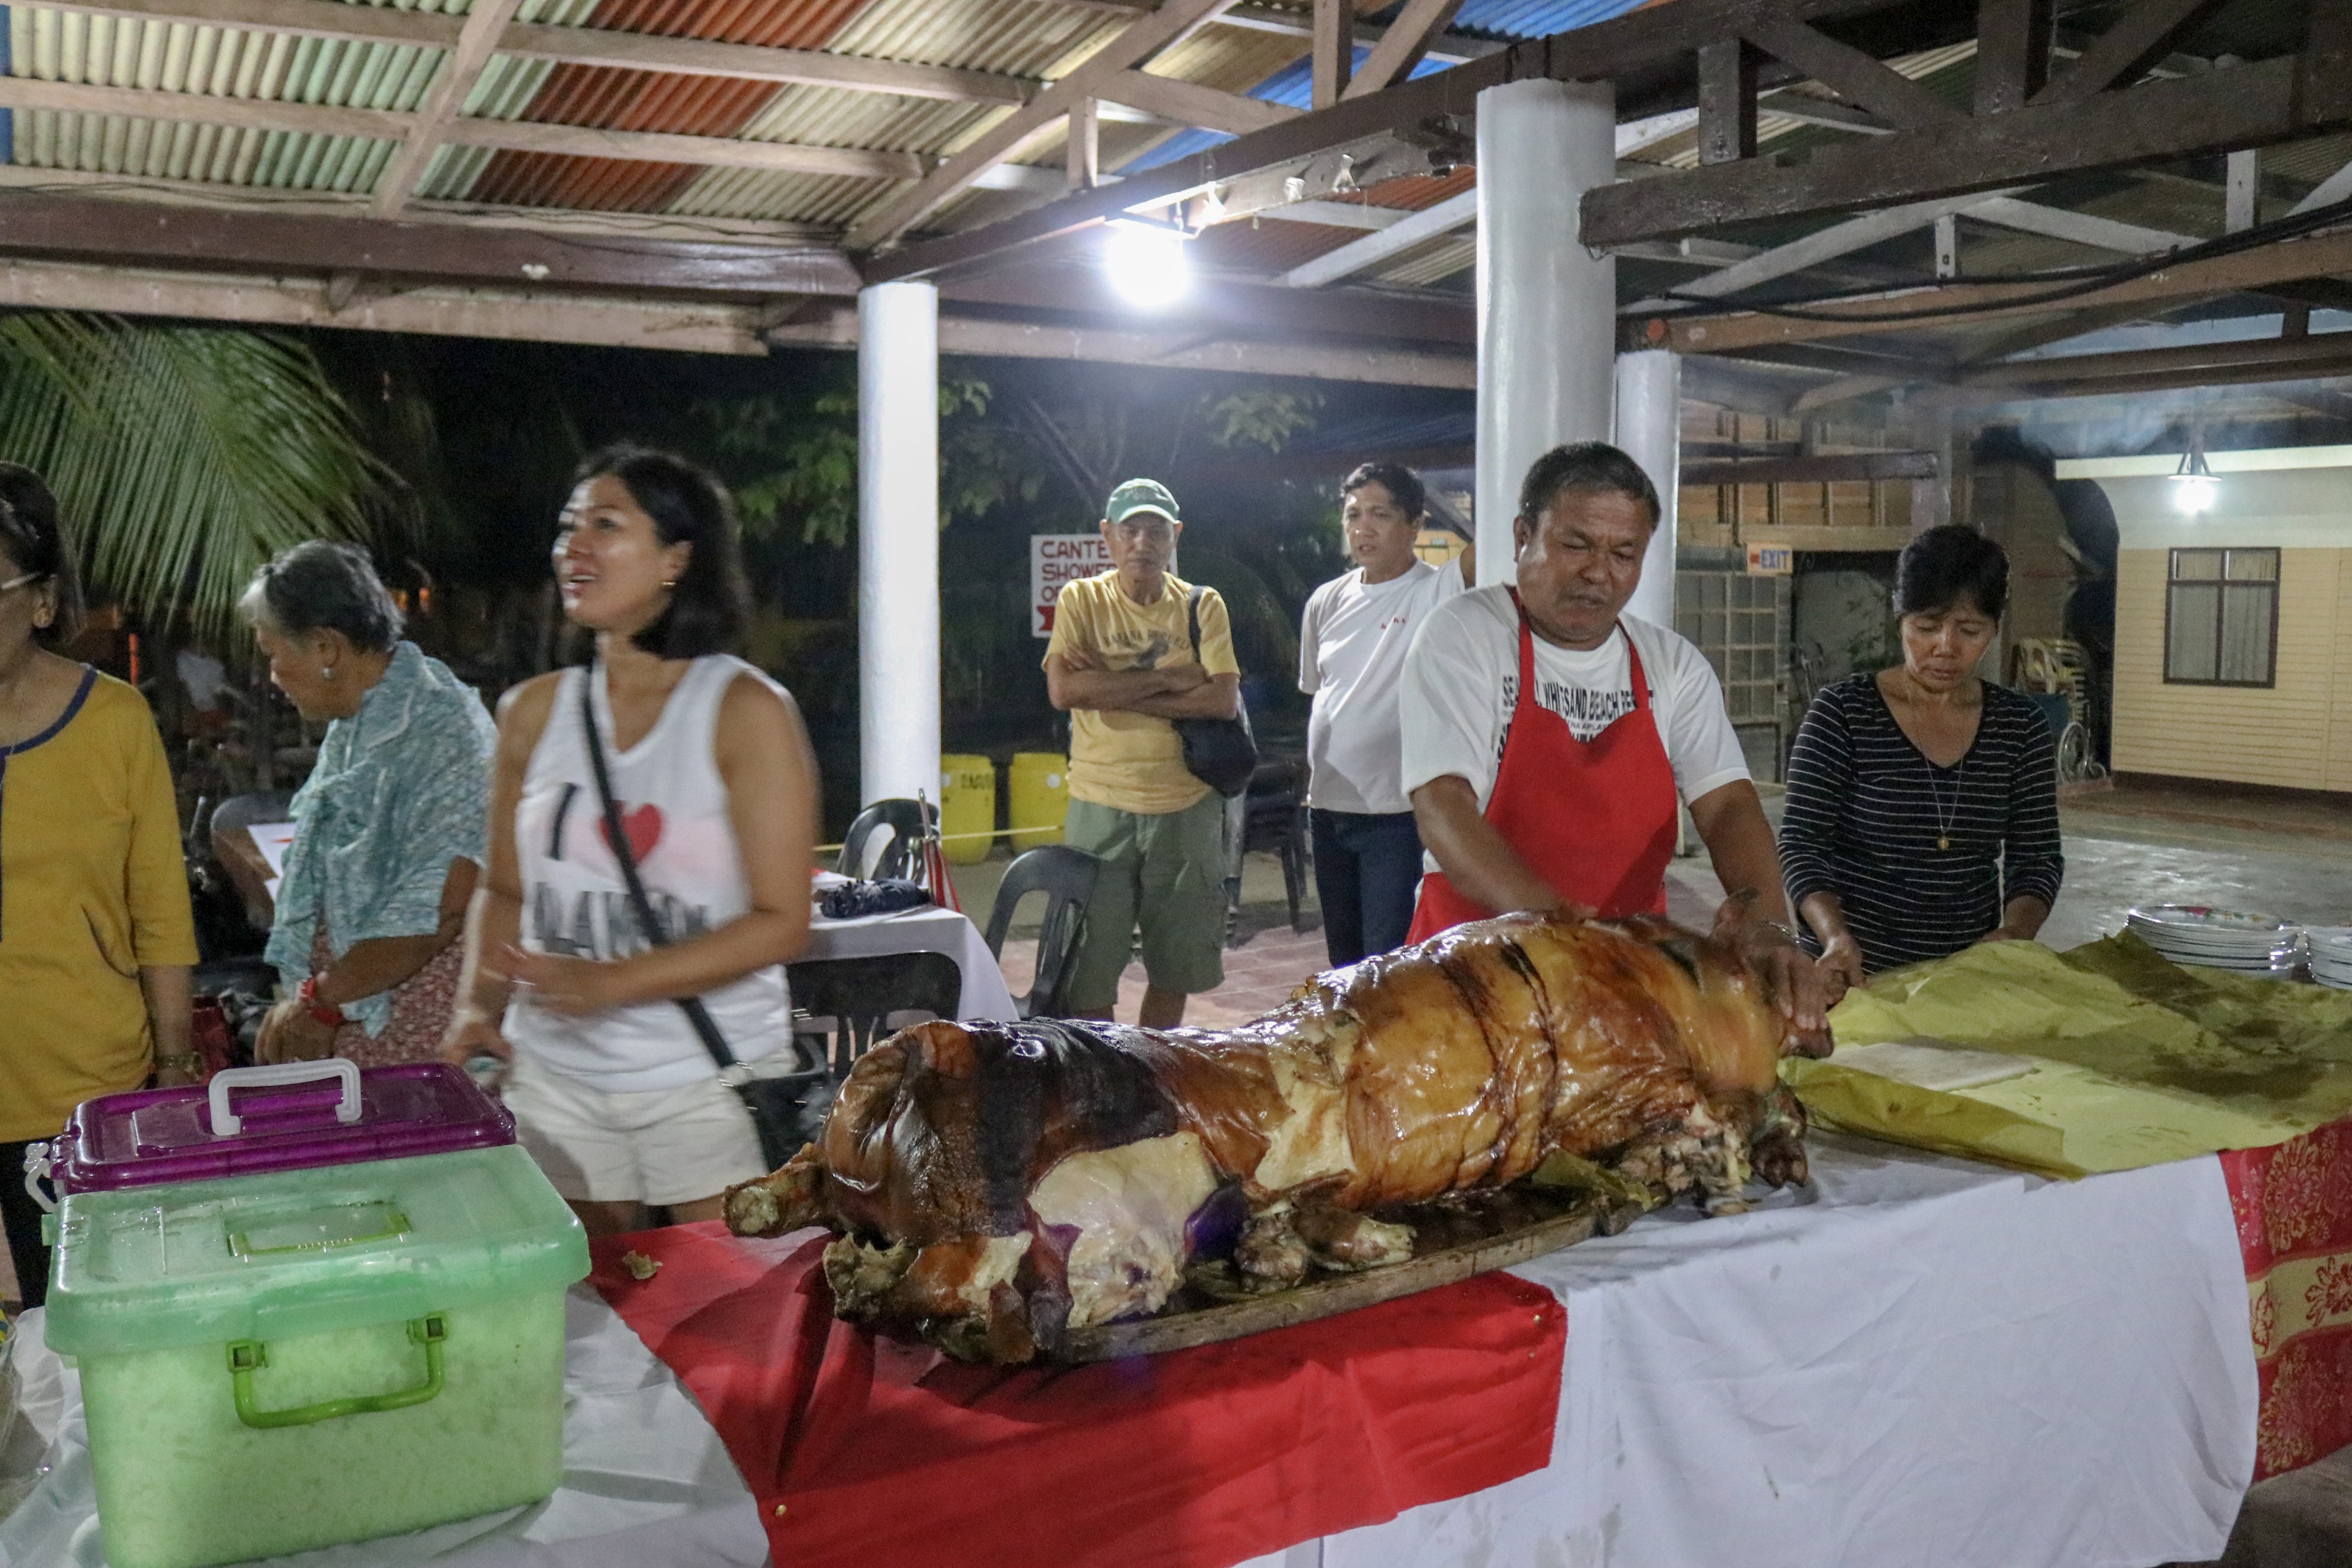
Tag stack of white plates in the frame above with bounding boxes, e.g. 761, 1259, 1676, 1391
2126, 905, 2301, 975
2307, 927, 2352, 989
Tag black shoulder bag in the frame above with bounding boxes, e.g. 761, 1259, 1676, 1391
1174, 586, 1258, 798
576, 665, 829, 1170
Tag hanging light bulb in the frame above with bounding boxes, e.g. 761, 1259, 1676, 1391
1103, 220, 1191, 309
2168, 430, 2217, 515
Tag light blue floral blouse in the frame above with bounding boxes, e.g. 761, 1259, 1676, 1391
264, 642, 498, 1035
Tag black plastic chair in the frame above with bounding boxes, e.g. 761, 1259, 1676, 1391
837, 798, 937, 884
1228, 758, 1311, 941
207, 790, 298, 933
981, 844, 1103, 1020
786, 950, 964, 1079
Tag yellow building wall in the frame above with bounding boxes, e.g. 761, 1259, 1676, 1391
2112, 547, 2344, 790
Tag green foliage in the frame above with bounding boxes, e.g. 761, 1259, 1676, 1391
704, 373, 1041, 550
0, 315, 398, 638
1197, 389, 1322, 455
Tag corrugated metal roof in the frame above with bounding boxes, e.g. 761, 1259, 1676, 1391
8, 1, 445, 190
1451, 0, 1649, 40
830, 0, 1119, 78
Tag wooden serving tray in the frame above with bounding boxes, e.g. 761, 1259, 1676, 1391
1051, 1188, 1633, 1364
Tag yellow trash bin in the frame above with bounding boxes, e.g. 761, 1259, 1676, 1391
1010, 752, 1070, 851
940, 754, 997, 865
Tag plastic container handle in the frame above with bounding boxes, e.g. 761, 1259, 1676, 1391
225, 1314, 447, 1429
21, 1142, 55, 1215
208, 1059, 363, 1136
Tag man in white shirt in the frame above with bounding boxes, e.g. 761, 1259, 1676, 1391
1297, 463, 1465, 965
1399, 442, 1828, 1044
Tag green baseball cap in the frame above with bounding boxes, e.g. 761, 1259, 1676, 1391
1105, 478, 1180, 527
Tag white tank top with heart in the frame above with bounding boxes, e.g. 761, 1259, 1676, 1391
504, 655, 792, 1092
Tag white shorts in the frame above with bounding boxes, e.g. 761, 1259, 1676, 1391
502, 1051, 773, 1207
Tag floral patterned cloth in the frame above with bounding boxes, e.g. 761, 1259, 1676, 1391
2220, 1117, 2352, 1479
265, 641, 495, 1037
308, 928, 462, 1067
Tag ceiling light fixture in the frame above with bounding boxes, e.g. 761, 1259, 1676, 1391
1103, 218, 1191, 309
2168, 432, 2217, 515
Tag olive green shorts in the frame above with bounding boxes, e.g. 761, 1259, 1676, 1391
1062, 792, 1230, 1011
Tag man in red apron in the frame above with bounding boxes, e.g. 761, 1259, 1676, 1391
1400, 442, 1828, 1043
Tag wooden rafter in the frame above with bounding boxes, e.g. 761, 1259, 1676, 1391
1583, 54, 2350, 245
0, 76, 925, 180
1740, 12, 1964, 130
1100, 70, 1301, 136
1344, 0, 1467, 99
0, 188, 861, 295
35, 0, 1037, 103
843, 0, 1243, 253
372, 0, 527, 215
1649, 227, 2352, 355
2031, 0, 2227, 106
1312, 0, 1353, 107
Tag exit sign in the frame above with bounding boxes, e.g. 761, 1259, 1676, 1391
1746, 543, 1793, 576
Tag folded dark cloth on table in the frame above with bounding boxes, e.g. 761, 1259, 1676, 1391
819, 878, 933, 921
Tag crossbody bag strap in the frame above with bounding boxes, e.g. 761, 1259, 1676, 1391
1185, 584, 1204, 664
578, 663, 741, 1072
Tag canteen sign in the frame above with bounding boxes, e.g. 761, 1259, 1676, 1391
1031, 533, 1112, 637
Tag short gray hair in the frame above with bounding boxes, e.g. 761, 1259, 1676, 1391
240, 541, 403, 652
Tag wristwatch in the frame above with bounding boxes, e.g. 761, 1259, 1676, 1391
297, 975, 348, 1031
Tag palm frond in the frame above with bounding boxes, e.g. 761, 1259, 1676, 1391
0, 314, 398, 639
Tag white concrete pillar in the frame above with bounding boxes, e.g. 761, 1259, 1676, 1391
1614, 348, 1681, 628
1474, 77, 1618, 588
857, 280, 940, 807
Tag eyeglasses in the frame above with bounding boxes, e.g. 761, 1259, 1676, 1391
0, 571, 41, 593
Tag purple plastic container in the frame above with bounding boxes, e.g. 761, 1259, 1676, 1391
48, 1059, 514, 1195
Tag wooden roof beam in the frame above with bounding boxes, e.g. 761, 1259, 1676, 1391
1344, 0, 1468, 100
0, 187, 861, 295
371, 0, 526, 215
32, 0, 1040, 104
1651, 226, 2352, 355
845, 0, 1244, 253
0, 77, 924, 179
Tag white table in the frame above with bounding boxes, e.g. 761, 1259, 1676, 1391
2, 1135, 2259, 1568
0, 1291, 767, 1568
798, 903, 1019, 1024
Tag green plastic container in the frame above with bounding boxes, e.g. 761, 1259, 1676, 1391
44, 1144, 589, 1568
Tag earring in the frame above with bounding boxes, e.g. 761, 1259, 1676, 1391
321, 667, 337, 682
661, 579, 678, 590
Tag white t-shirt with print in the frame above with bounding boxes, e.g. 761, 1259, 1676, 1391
1298, 556, 1465, 815
1400, 585, 1750, 871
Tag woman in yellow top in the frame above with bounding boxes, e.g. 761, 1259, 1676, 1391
0, 465, 196, 1309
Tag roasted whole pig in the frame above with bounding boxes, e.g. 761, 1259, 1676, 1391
725, 912, 1813, 1363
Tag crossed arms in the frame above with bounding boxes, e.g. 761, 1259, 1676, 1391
1046, 647, 1239, 721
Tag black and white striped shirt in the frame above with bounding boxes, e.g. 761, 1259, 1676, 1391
1779, 674, 2064, 973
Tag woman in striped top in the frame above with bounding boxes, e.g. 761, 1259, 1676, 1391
1781, 525, 2063, 1000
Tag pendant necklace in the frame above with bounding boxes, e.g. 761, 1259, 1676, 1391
1925, 760, 1964, 851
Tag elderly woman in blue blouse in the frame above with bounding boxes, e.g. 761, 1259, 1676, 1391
243, 542, 497, 1066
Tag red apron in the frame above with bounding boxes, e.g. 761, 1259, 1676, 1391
1407, 603, 1679, 940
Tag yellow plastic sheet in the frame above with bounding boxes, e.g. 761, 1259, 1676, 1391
1788, 933, 2352, 1178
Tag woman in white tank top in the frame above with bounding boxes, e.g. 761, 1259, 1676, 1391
442, 447, 819, 1237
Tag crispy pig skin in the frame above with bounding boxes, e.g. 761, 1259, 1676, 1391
723, 913, 1803, 1363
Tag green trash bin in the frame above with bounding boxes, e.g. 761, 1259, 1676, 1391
45, 1144, 589, 1568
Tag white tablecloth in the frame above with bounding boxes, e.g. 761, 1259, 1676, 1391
5, 1135, 2259, 1568
0, 1289, 766, 1568
799, 904, 1018, 1024
1247, 1131, 2258, 1568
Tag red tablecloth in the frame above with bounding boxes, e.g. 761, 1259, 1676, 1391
589, 1224, 1566, 1568
2222, 1116, 2352, 1479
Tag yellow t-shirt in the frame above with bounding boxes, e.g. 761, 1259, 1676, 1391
1044, 570, 1241, 814
0, 670, 198, 1141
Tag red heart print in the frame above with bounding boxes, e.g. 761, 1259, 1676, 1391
598, 803, 664, 865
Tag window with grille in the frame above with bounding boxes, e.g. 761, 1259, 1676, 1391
1675, 571, 1788, 726
2164, 547, 2278, 687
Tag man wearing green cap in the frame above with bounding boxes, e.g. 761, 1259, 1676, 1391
1044, 478, 1242, 1027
